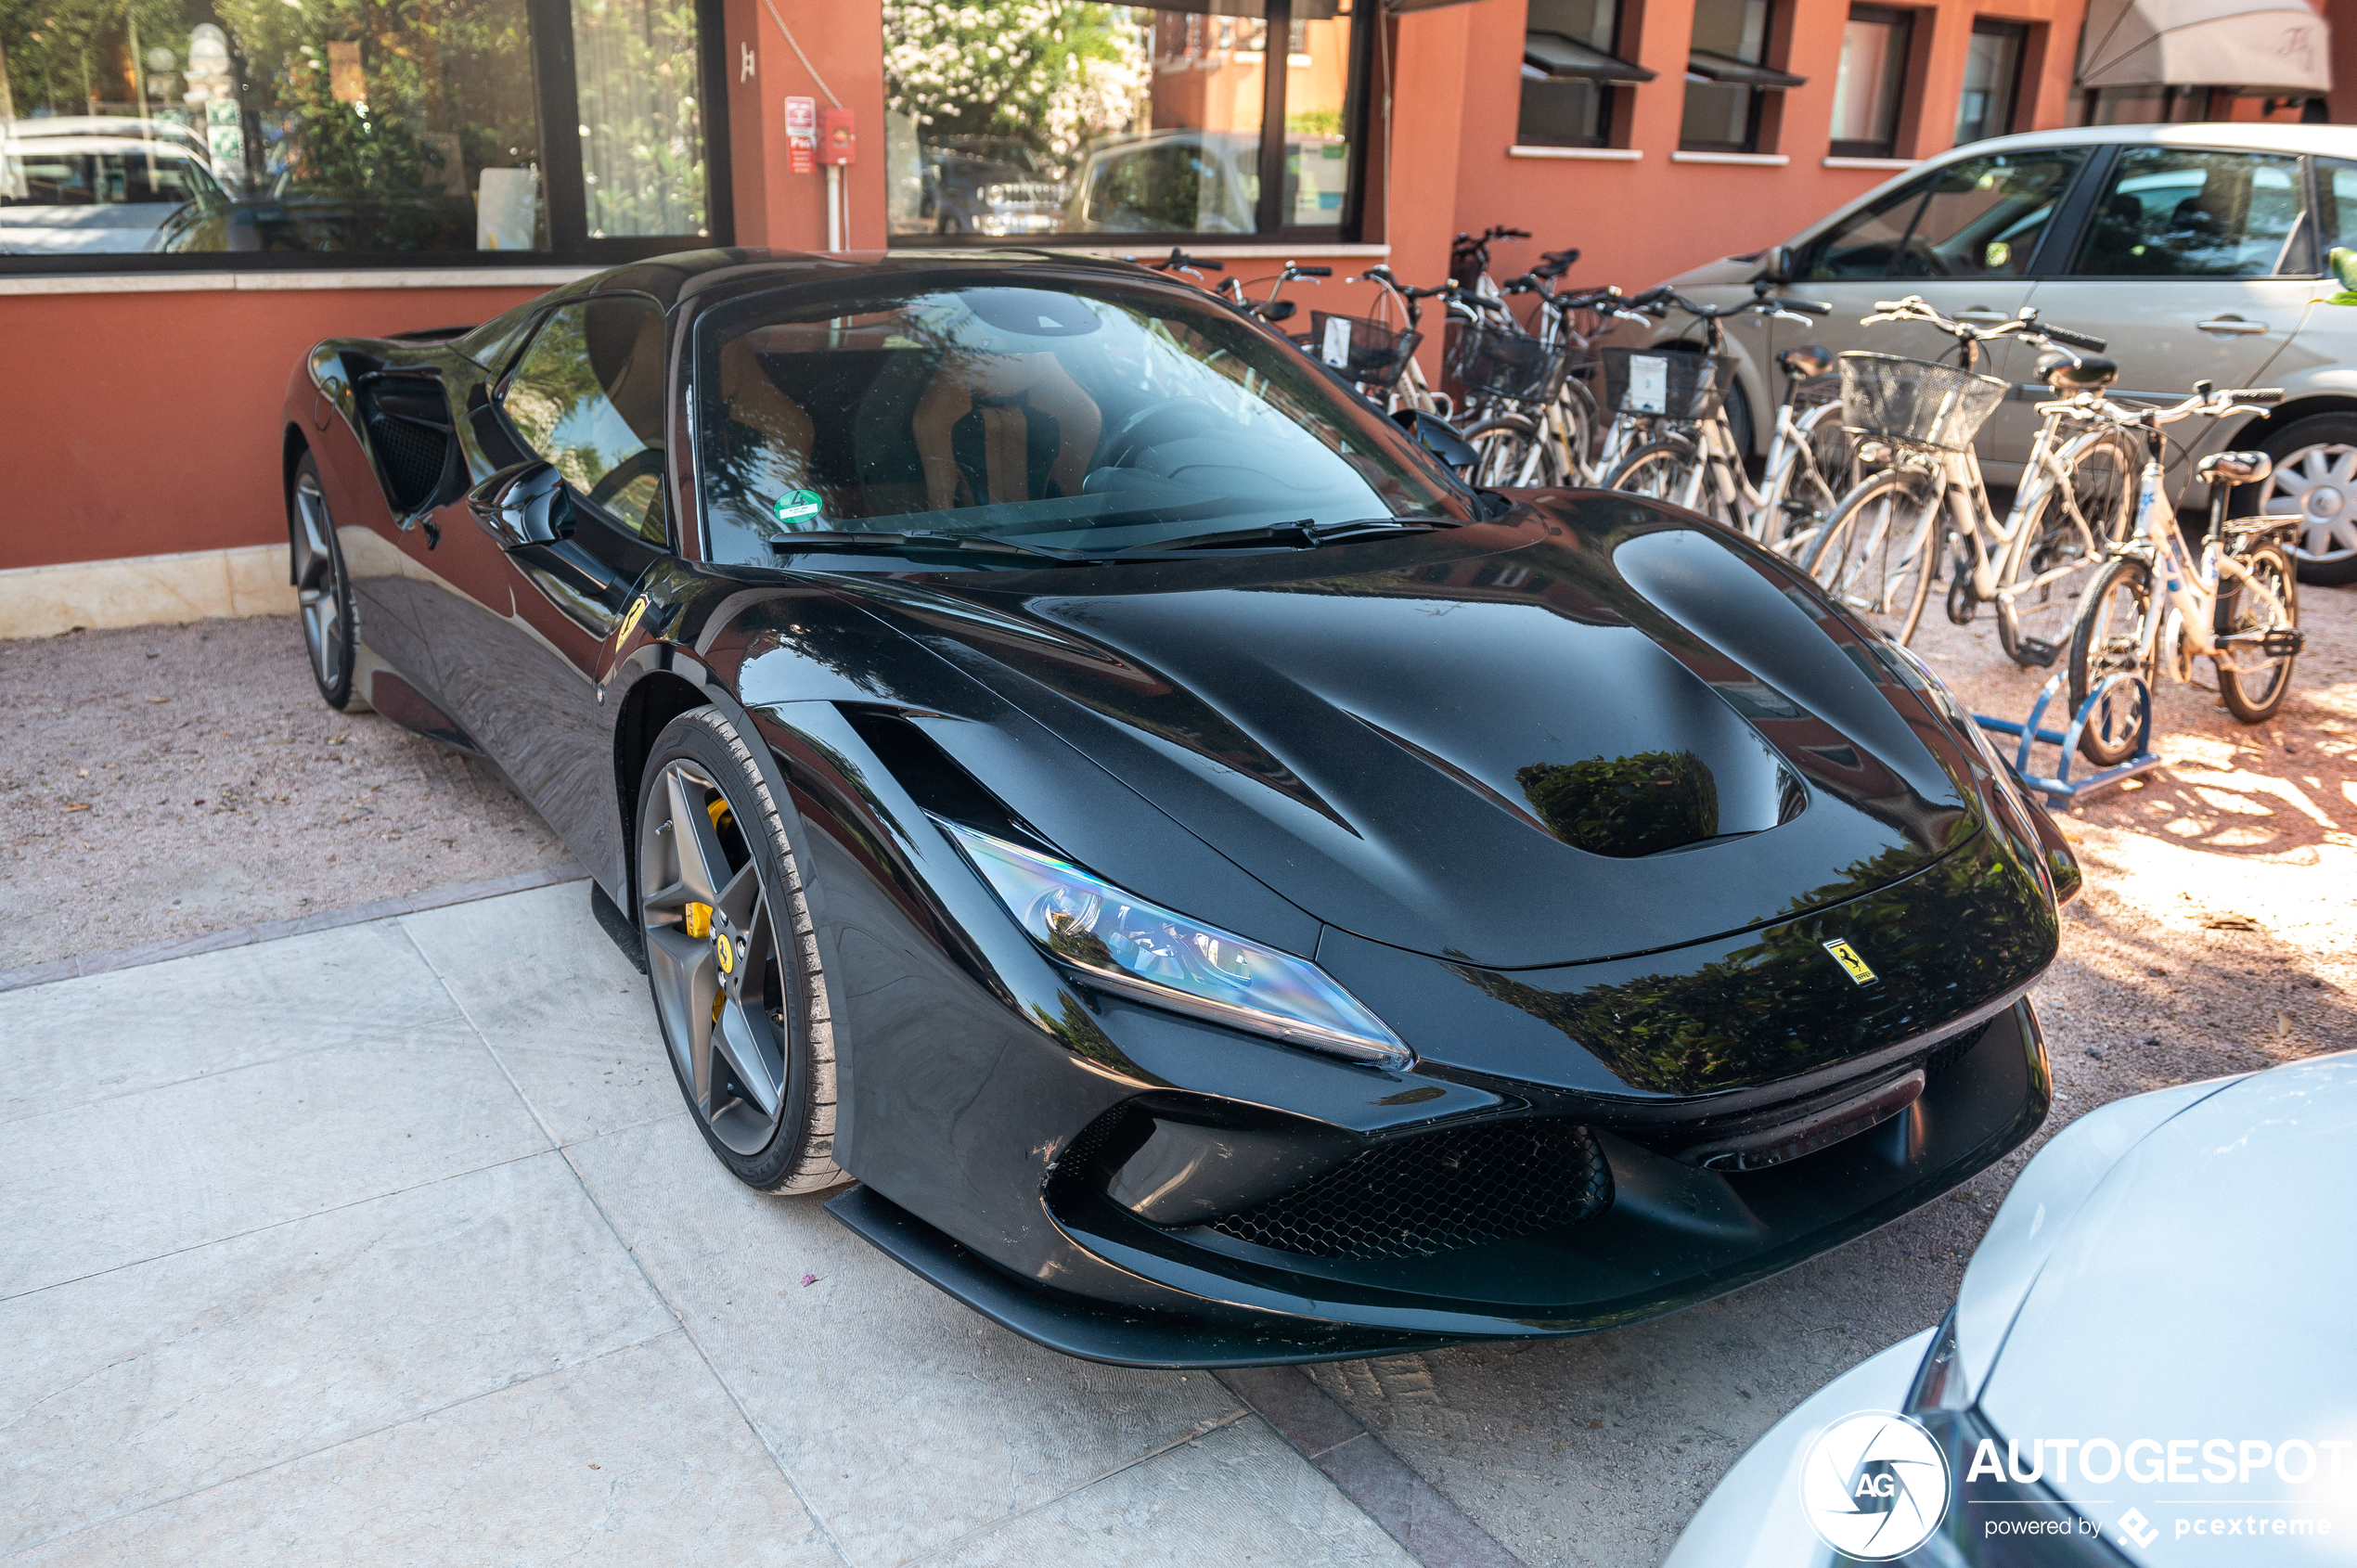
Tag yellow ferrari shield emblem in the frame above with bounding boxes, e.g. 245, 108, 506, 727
715, 932, 735, 975
615, 596, 650, 647
1822, 939, 1877, 985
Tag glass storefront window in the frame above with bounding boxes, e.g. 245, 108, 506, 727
882, 0, 1361, 243
1, 0, 720, 263
1681, 0, 1773, 153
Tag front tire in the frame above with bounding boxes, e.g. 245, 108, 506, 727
636, 708, 844, 1194
2216, 542, 2299, 724
2066, 554, 2156, 765
288, 452, 361, 711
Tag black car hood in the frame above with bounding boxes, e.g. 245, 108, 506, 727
832, 495, 1979, 970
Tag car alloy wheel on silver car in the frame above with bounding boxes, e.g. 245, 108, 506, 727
634, 709, 844, 1193
2263, 439, 2357, 584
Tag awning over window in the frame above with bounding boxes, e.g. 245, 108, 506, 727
2079, 0, 2330, 93
1524, 32, 1657, 84
1685, 48, 1808, 89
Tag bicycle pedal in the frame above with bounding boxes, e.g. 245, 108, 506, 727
1945, 573, 1975, 626
2013, 637, 2061, 668
2260, 628, 2305, 657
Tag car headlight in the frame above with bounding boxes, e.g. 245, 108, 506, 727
935, 818, 1412, 1070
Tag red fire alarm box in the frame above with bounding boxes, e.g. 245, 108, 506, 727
818, 107, 856, 166
784, 96, 816, 174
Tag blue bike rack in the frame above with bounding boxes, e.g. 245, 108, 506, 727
1974, 672, 2163, 803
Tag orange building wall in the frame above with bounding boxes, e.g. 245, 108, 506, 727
0, 282, 556, 573
1432, 0, 2087, 297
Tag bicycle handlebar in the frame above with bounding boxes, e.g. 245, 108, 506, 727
1292, 263, 1333, 277
2041, 323, 2106, 352
1150, 247, 1224, 273
2226, 387, 2284, 405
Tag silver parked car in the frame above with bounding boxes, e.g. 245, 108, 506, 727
1656, 123, 2357, 585
1665, 1050, 2357, 1564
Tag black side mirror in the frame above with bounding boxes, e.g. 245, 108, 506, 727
1392, 407, 1478, 470
1754, 243, 1795, 286
467, 460, 575, 550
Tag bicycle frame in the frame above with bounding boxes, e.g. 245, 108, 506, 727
2116, 454, 2289, 677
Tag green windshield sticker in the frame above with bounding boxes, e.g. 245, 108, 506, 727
773, 489, 823, 525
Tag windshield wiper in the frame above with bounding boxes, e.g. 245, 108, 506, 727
1119, 517, 1455, 554
768, 530, 1099, 565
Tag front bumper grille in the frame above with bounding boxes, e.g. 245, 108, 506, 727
1208, 1119, 1613, 1261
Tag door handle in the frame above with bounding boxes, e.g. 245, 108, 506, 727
2197, 315, 2268, 336
1957, 308, 2011, 323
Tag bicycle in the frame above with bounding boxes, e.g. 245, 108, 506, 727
1460, 272, 1627, 489
1801, 296, 2133, 661
2065, 385, 2303, 763
1599, 285, 1846, 552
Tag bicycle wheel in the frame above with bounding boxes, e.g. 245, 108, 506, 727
2216, 542, 2299, 724
1804, 468, 1941, 644
1768, 406, 1847, 559
1606, 439, 1701, 506
1465, 415, 1542, 489
2065, 553, 2156, 765
1998, 428, 2139, 666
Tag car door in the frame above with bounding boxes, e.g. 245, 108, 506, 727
1786, 146, 2094, 469
2021, 144, 2314, 405
417, 294, 671, 891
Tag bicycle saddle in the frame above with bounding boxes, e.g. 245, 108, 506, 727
2035, 348, 2117, 389
1776, 344, 1834, 379
2196, 450, 2273, 488
1534, 248, 1580, 278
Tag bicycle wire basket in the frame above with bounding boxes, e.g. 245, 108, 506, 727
1301, 312, 1423, 390
1598, 346, 1736, 419
1446, 318, 1571, 404
1836, 352, 2007, 452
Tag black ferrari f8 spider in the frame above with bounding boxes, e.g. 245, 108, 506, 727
283, 249, 2077, 1366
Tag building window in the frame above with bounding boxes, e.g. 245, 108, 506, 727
1518, 0, 1652, 149
1829, 6, 1913, 159
0, 0, 728, 269
1954, 19, 2025, 146
882, 0, 1367, 243
1681, 0, 1805, 154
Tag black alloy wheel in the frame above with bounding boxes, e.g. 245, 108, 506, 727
289, 452, 359, 710
636, 708, 844, 1194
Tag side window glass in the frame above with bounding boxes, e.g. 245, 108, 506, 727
1805, 150, 2081, 280
1805, 179, 1931, 280
2315, 158, 2357, 263
501, 297, 670, 545
2070, 148, 2306, 277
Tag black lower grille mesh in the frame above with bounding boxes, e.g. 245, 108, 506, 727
1209, 1120, 1612, 1261
1925, 1018, 1995, 1078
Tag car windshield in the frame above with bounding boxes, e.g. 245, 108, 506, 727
695, 274, 1471, 565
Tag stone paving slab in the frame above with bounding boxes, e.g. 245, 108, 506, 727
11, 1336, 835, 1568
399, 883, 680, 1147
0, 886, 1455, 1567
1, 1152, 673, 1552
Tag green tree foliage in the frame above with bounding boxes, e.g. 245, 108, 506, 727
1516, 751, 1720, 857
883, 0, 1147, 173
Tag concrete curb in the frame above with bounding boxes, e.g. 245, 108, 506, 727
0, 864, 587, 994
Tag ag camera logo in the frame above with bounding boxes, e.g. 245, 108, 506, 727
1799, 1411, 1952, 1560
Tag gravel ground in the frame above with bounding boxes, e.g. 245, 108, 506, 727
1303, 579, 2357, 1568
0, 614, 573, 972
